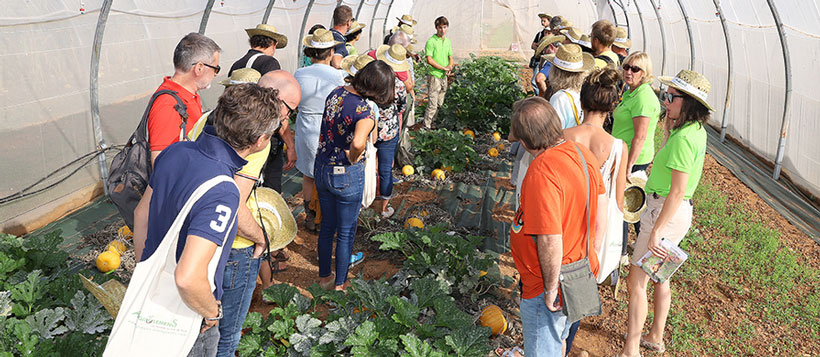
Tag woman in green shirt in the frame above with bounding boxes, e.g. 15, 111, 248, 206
619, 70, 712, 357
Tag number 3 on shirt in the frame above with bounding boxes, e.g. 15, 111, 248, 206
210, 205, 232, 233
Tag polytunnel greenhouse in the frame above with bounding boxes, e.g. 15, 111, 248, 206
1, 0, 818, 355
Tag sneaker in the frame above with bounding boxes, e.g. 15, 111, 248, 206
349, 252, 365, 267
381, 206, 395, 218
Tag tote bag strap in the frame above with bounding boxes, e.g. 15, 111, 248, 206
573, 144, 591, 259
566, 91, 581, 126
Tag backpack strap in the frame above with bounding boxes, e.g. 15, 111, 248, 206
246, 53, 263, 69
141, 89, 189, 143
596, 54, 615, 65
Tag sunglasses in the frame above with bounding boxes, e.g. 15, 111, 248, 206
283, 100, 297, 118
195, 62, 221, 74
661, 91, 686, 103
622, 64, 642, 73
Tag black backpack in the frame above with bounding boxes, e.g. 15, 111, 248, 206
106, 89, 188, 228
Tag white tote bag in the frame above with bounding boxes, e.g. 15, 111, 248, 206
362, 138, 377, 208
596, 139, 625, 284
104, 175, 237, 356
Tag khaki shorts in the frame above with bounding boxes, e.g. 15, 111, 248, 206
631, 194, 693, 266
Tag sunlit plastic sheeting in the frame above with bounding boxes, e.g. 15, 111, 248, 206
684, 1, 729, 125
656, 0, 690, 73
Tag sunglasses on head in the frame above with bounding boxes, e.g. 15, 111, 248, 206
194, 62, 221, 74
661, 91, 686, 103
622, 64, 642, 73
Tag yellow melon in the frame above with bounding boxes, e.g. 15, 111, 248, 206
107, 240, 127, 255
488, 148, 499, 157
405, 217, 425, 229
463, 129, 475, 138
402, 165, 415, 176
96, 251, 121, 273
479, 305, 507, 336
492, 132, 502, 141
431, 169, 446, 181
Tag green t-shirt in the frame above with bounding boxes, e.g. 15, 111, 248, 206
425, 34, 452, 79
645, 122, 707, 199
612, 82, 660, 165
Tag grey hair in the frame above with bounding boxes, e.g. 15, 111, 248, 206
388, 30, 411, 47
548, 64, 587, 93
549, 16, 562, 29
173, 32, 222, 72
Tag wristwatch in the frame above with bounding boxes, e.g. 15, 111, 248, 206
205, 302, 223, 321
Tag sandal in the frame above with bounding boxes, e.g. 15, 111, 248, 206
266, 259, 288, 273
349, 252, 365, 267
272, 250, 290, 262
494, 346, 523, 357
640, 335, 665, 353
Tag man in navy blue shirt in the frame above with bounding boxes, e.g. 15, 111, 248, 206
133, 83, 283, 356
329, 5, 353, 68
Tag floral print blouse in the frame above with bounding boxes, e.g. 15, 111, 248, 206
315, 86, 376, 166
376, 77, 407, 142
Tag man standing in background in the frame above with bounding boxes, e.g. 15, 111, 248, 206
423, 16, 453, 129
329, 5, 353, 68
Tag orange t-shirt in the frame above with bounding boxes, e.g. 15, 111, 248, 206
147, 77, 203, 151
510, 140, 605, 300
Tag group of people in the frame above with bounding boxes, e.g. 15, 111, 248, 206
503, 13, 713, 357
109, 5, 456, 356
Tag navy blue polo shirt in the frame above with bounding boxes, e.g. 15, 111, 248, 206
331, 28, 349, 58
142, 126, 247, 300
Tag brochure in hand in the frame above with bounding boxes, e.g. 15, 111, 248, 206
636, 239, 688, 283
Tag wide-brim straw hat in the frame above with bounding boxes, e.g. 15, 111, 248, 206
397, 14, 417, 26
535, 35, 566, 56
342, 54, 375, 76
393, 24, 415, 37
246, 24, 288, 49
302, 28, 342, 49
375, 44, 410, 71
658, 70, 714, 111
563, 27, 583, 45
219, 68, 261, 86
347, 20, 366, 35
538, 13, 552, 20
613, 27, 632, 48
579, 34, 592, 49
558, 19, 573, 31
623, 173, 648, 223
242, 187, 297, 251
549, 44, 594, 72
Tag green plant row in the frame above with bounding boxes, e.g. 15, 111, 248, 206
410, 129, 479, 174
237, 226, 512, 357
0, 231, 113, 356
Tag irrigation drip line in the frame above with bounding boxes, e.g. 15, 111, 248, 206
0, 146, 122, 205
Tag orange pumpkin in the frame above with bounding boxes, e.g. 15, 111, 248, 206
479, 305, 507, 336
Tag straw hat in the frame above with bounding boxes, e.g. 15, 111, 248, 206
243, 187, 297, 251
347, 20, 366, 35
558, 19, 573, 30
658, 70, 714, 111
549, 44, 594, 72
246, 24, 288, 49
535, 35, 565, 56
393, 24, 415, 37
613, 27, 632, 48
623, 173, 648, 223
219, 68, 261, 86
342, 54, 375, 76
579, 34, 592, 49
538, 13, 552, 20
375, 44, 410, 71
563, 27, 583, 44
302, 28, 342, 49
397, 14, 417, 26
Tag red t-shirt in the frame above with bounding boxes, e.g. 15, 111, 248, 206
367, 50, 409, 82
510, 141, 605, 300
147, 77, 203, 151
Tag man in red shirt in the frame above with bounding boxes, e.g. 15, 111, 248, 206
147, 32, 222, 166
508, 97, 608, 356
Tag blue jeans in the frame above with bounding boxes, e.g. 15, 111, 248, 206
521, 292, 570, 357
623, 163, 650, 254
314, 161, 365, 286
188, 324, 220, 357
375, 135, 399, 200
216, 246, 262, 356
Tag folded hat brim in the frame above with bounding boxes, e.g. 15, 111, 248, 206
249, 187, 297, 251
246, 29, 288, 49
535, 35, 565, 56
397, 17, 417, 26
658, 76, 715, 111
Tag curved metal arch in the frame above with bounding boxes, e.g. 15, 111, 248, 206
368, 0, 381, 49
297, 0, 317, 67
675, 0, 695, 70
646, 0, 667, 76
712, 0, 734, 143
766, 0, 792, 180
355, 0, 366, 20
198, 0, 217, 34
611, 0, 632, 40
632, 0, 648, 52
90, 0, 114, 195
262, 0, 276, 24
383, 0, 396, 42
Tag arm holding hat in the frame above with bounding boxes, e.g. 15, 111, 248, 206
234, 176, 267, 257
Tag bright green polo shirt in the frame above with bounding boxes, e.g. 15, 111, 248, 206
645, 122, 707, 199
612, 82, 660, 165
425, 34, 452, 79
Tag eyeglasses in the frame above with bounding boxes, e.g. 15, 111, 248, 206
283, 101, 297, 118
661, 91, 686, 103
622, 64, 642, 73
195, 62, 221, 74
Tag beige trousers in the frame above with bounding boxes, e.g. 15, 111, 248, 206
423, 75, 448, 128
630, 194, 693, 265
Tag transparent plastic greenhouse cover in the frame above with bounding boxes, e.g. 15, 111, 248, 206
1, 0, 818, 233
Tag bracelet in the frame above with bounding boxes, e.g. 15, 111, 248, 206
545, 286, 559, 295
204, 302, 223, 321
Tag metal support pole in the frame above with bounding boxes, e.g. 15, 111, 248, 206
262, 0, 276, 24
633, 0, 648, 51
675, 0, 695, 70
766, 0, 792, 180
713, 0, 734, 143
611, 0, 631, 39
198, 0, 216, 34
355, 0, 366, 21
383, 0, 396, 42
297, 0, 317, 66
647, 0, 666, 76
91, 0, 114, 195
368, 0, 381, 49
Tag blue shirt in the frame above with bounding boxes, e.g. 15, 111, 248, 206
143, 126, 246, 299
539, 61, 553, 78
331, 29, 348, 58
315, 87, 376, 166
